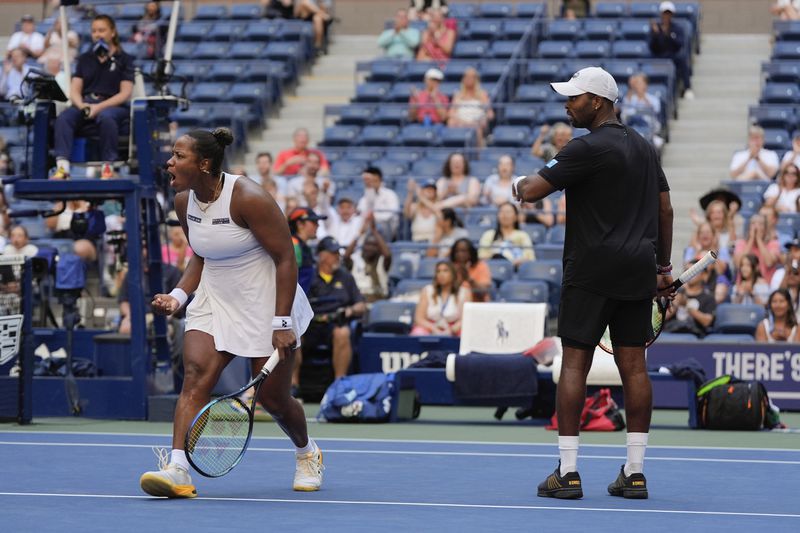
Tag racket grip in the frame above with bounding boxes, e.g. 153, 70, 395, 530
262, 349, 281, 376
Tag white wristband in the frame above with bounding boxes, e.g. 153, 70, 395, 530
272, 316, 293, 330
168, 288, 188, 308
512, 175, 527, 199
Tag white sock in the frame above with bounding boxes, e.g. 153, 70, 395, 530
56, 158, 70, 173
624, 432, 649, 476
296, 438, 316, 455
170, 449, 190, 471
558, 436, 579, 476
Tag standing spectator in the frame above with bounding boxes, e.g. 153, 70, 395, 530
411, 260, 470, 336
7, 15, 44, 59
756, 289, 799, 342
286, 152, 334, 207
0, 48, 30, 101
481, 155, 516, 206
2, 225, 38, 257
288, 207, 325, 293
357, 166, 400, 240
732, 254, 770, 306
477, 202, 536, 267
734, 213, 781, 283
52, 15, 134, 180
416, 8, 455, 61
326, 195, 363, 247
764, 164, 800, 213
344, 214, 392, 303
273, 127, 330, 177
619, 73, 663, 150
409, 68, 449, 125
730, 126, 779, 181
779, 132, 800, 173
531, 122, 573, 161
447, 67, 493, 147
428, 207, 468, 257
378, 8, 420, 59
450, 237, 492, 302
131, 1, 165, 59
39, 18, 79, 67
436, 152, 481, 208
649, 2, 693, 99
663, 261, 716, 337
161, 220, 193, 272
409, 0, 449, 20
404, 179, 440, 242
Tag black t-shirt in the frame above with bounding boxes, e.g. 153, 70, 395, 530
308, 267, 364, 315
75, 49, 135, 99
538, 123, 669, 300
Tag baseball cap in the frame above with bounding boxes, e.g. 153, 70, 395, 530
21, 14, 34, 22
317, 236, 341, 254
421, 179, 437, 189
786, 236, 800, 250
659, 1, 676, 13
288, 207, 327, 223
424, 68, 444, 81
551, 66, 619, 103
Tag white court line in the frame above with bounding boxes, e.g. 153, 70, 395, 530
0, 441, 798, 465
1, 430, 799, 453
0, 491, 798, 519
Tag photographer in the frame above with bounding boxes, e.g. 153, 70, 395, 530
52, 14, 134, 180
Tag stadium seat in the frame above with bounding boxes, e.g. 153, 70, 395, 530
486, 258, 515, 286
468, 19, 502, 40
761, 83, 800, 104
230, 3, 263, 20
546, 225, 566, 244
387, 256, 415, 282
583, 19, 617, 40
276, 21, 314, 42
386, 82, 415, 103
612, 40, 650, 58
479, 3, 513, 17
748, 105, 796, 130
574, 41, 610, 59
539, 103, 570, 124
516, 3, 546, 18
547, 20, 581, 41
263, 41, 304, 61
453, 40, 490, 59
321, 125, 361, 147
194, 4, 228, 20
371, 105, 409, 126
245, 20, 280, 42
516, 154, 547, 172
763, 61, 800, 83
595, 2, 628, 17
439, 127, 478, 148
469, 159, 496, 179
702, 333, 756, 343
619, 18, 650, 40
365, 301, 416, 335
208, 21, 247, 41
393, 278, 431, 298
337, 104, 375, 126
399, 124, 438, 147
354, 82, 391, 103
191, 42, 230, 60
605, 59, 639, 83
515, 84, 550, 102
497, 280, 549, 304
366, 62, 402, 84
118, 4, 146, 20
178, 22, 213, 42
713, 304, 766, 335
521, 223, 548, 244
502, 104, 538, 126
230, 41, 266, 59
189, 82, 231, 102
416, 257, 440, 279
490, 126, 532, 147
478, 60, 508, 82
763, 128, 793, 151
629, 2, 660, 18
229, 84, 272, 116
411, 158, 445, 177
169, 107, 211, 128
527, 59, 563, 82
172, 62, 211, 81
503, 19, 533, 40
538, 40, 573, 58
448, 4, 478, 19
359, 125, 400, 146
517, 259, 563, 287
374, 158, 409, 178
772, 42, 800, 60
533, 243, 564, 260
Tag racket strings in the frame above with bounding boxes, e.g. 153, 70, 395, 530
187, 398, 252, 477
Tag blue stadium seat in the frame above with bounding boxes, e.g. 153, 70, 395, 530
178, 22, 213, 42
775, 21, 800, 41
208, 21, 247, 41
453, 40, 490, 59
370, 60, 406, 82
120, 41, 146, 59
230, 3, 263, 20
189, 82, 231, 102
619, 19, 651, 40
777, 213, 800, 236
440, 128, 478, 148
194, 4, 229, 20
172, 62, 211, 81
416, 257, 442, 280
763, 61, 800, 83
574, 40, 610, 58
515, 84, 550, 102
547, 20, 581, 40
374, 158, 409, 178
713, 304, 765, 335
748, 105, 796, 130
503, 19, 533, 40
411, 158, 445, 177
516, 3, 547, 18
763, 128, 793, 151
702, 333, 756, 343
387, 257, 415, 284
595, 2, 628, 17
448, 4, 479, 19
402, 61, 437, 82
497, 280, 549, 303
245, 20, 280, 42
516, 154, 547, 172
263, 41, 304, 61
612, 40, 650, 58
191, 42, 230, 60
383, 149, 423, 163
629, 2, 660, 18
502, 104, 538, 126
487, 258, 515, 286
491, 126, 532, 147
354, 82, 391, 103
359, 125, 400, 146
640, 60, 676, 87
169, 107, 212, 128
469, 19, 502, 40
490, 41, 520, 59
277, 21, 314, 42
605, 59, 640, 82
517, 259, 563, 313
330, 159, 366, 177
478, 60, 507, 82
230, 41, 266, 59
338, 104, 375, 126
206, 63, 245, 82
399, 124, 438, 147
762, 83, 800, 104
118, 4, 146, 20
773, 42, 800, 60
527, 59, 563, 82
229, 83, 272, 115
522, 223, 548, 244
439, 81, 462, 98
321, 125, 361, 147
365, 301, 416, 335
347, 148, 384, 162
539, 103, 570, 124
386, 82, 415, 103
583, 19, 617, 40
479, 3, 513, 17
538, 40, 573, 58
371, 105, 409, 126
534, 243, 564, 260
546, 225, 566, 244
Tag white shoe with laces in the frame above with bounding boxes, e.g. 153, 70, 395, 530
139, 448, 197, 498
294, 445, 324, 491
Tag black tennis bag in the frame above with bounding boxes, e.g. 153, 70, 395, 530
697, 375, 768, 430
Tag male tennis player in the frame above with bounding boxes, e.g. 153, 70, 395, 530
513, 67, 674, 499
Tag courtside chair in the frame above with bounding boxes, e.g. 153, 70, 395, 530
713, 304, 766, 335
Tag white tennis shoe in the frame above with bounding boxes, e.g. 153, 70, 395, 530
140, 448, 197, 498
293, 446, 324, 491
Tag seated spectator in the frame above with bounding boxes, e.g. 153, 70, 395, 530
409, 0, 449, 20
0, 48, 30, 102
450, 237, 492, 302
7, 14, 44, 59
779, 132, 800, 173
409, 68, 449, 125
378, 8, 420, 59
619, 72, 664, 150
286, 152, 334, 208
649, 2, 693, 99
562, 1, 591, 19
357, 166, 400, 240
39, 18, 79, 68
411, 260, 470, 336
344, 214, 392, 303
273, 127, 330, 177
288, 207, 325, 293
684, 221, 731, 276
764, 164, 800, 213
756, 289, 800, 342
265, 0, 332, 53
436, 152, 480, 208
2, 225, 38, 257
326, 195, 364, 247
300, 236, 366, 387
477, 202, 535, 267
771, 237, 800, 299
253, 152, 288, 210
415, 8, 455, 61
404, 179, 440, 242
732, 254, 770, 306
690, 198, 738, 253
131, 1, 165, 59
0, 136, 15, 176
161, 220, 193, 272
760, 203, 791, 250
45, 200, 99, 262
428, 207, 468, 257
729, 126, 779, 181
531, 122, 572, 161
663, 261, 716, 337
771, 0, 800, 21
734, 213, 781, 284
297, 181, 330, 237
0, 189, 10, 248
481, 155, 516, 207
447, 67, 493, 147
52, 15, 134, 180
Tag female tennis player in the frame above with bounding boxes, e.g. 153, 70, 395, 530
140, 128, 322, 498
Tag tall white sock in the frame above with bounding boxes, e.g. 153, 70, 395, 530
624, 432, 649, 476
558, 436, 579, 476
296, 438, 316, 455
170, 449, 190, 471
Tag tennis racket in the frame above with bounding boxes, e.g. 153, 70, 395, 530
598, 250, 718, 354
185, 349, 280, 477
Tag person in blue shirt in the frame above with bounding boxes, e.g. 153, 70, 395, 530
377, 8, 420, 59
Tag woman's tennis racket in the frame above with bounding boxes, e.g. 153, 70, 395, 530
185, 349, 281, 477
598, 251, 718, 354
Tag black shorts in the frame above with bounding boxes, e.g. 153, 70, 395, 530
557, 285, 653, 350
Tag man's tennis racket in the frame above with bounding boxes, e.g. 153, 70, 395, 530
185, 349, 280, 477
598, 251, 717, 354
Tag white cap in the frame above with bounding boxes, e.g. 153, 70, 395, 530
659, 1, 676, 13
550, 66, 619, 102
424, 68, 444, 81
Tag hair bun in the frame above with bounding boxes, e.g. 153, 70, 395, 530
211, 127, 233, 148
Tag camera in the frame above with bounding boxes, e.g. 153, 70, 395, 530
92, 38, 109, 59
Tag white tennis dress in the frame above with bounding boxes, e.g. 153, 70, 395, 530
185, 173, 313, 357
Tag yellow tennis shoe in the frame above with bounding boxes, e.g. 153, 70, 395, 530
293, 446, 324, 491
140, 448, 197, 498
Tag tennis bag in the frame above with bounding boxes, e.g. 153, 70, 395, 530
318, 373, 396, 423
697, 375, 768, 430
546, 388, 626, 431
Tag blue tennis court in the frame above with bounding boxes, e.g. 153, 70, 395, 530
1, 430, 798, 532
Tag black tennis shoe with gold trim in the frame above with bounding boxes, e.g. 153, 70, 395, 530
607, 465, 648, 499
537, 465, 583, 499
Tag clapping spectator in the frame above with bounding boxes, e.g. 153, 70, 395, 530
0, 48, 30, 101
416, 8, 455, 61
771, 0, 800, 20
531, 122, 572, 161
2, 225, 38, 257
684, 221, 731, 276
411, 260, 470, 336
409, 0, 449, 20
649, 2, 693, 99
39, 18, 79, 67
779, 132, 800, 173
756, 289, 800, 342
477, 202, 535, 267
481, 154, 516, 206
764, 164, 800, 213
344, 213, 392, 303
428, 207, 468, 258
357, 166, 400, 240
378, 8, 420, 59
663, 261, 716, 337
7, 15, 44, 59
733, 213, 781, 284
409, 68, 449, 125
436, 152, 480, 208
450, 237, 492, 302
448, 67, 493, 147
772, 237, 800, 297
326, 195, 364, 247
286, 152, 334, 208
403, 179, 440, 242
273, 127, 330, 177
690, 198, 738, 252
729, 126, 779, 181
619, 72, 664, 150
732, 253, 770, 305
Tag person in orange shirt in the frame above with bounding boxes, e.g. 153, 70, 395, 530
273, 127, 330, 177
450, 237, 492, 302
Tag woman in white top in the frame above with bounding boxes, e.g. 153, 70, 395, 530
447, 67, 494, 148
436, 152, 481, 209
404, 178, 440, 242
140, 128, 321, 499
477, 202, 535, 267
481, 154, 516, 207
2, 224, 38, 257
732, 253, 770, 306
756, 288, 799, 342
411, 260, 471, 336
764, 164, 800, 213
